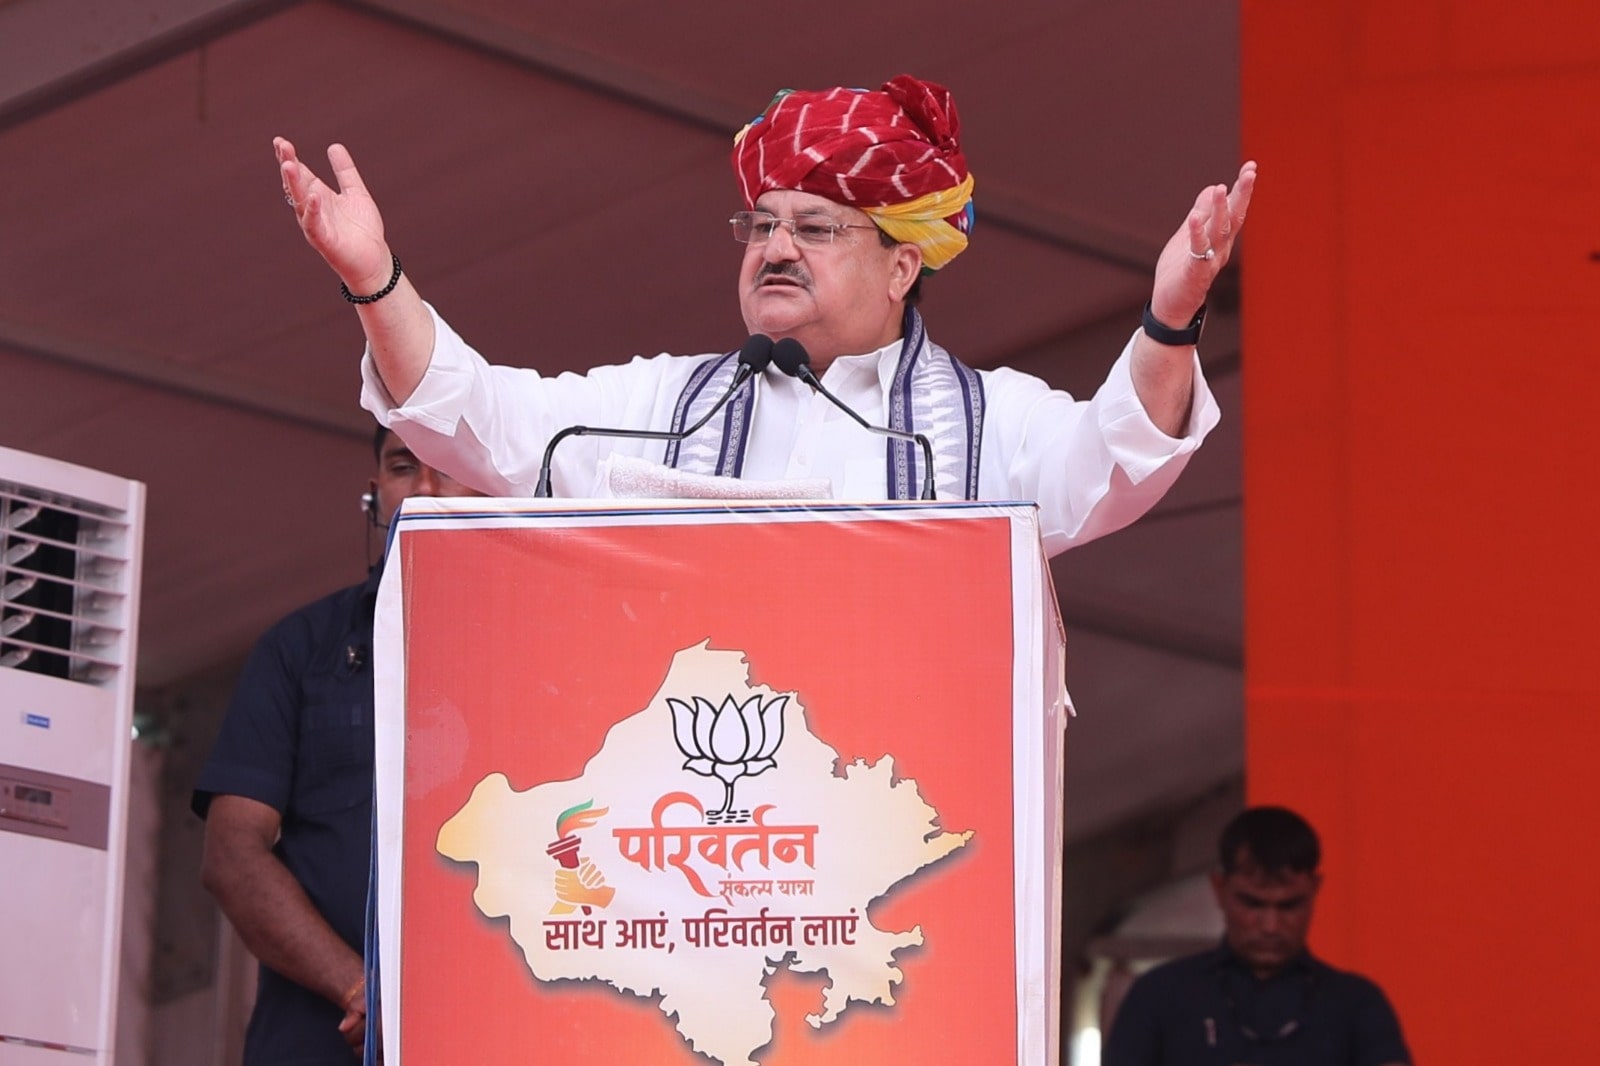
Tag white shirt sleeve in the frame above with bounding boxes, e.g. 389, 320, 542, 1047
984, 331, 1220, 557
359, 308, 1220, 556
359, 303, 699, 496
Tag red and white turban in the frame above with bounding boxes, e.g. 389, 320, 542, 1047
732, 74, 976, 272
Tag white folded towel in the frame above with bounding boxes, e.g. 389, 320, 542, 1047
599, 454, 832, 500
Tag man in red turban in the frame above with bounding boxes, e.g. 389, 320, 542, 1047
732, 76, 975, 273
275, 75, 1254, 551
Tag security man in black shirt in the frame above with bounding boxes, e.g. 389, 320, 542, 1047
1104, 806, 1411, 1066
195, 427, 480, 1063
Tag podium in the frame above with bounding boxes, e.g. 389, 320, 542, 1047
372, 498, 1067, 1065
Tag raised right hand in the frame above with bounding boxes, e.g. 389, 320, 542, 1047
276, 137, 394, 296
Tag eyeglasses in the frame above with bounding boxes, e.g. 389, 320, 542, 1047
729, 210, 880, 247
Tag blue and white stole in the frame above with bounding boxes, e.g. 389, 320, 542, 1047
664, 308, 986, 500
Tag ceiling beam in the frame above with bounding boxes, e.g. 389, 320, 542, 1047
0, 0, 1167, 271
0, 320, 369, 439
344, 0, 740, 134
345, 0, 1161, 273
0, 0, 299, 132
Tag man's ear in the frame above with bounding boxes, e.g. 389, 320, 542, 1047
889, 242, 923, 302
1209, 868, 1227, 907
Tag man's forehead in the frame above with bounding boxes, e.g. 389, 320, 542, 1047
1227, 864, 1318, 893
754, 189, 861, 219
379, 438, 418, 462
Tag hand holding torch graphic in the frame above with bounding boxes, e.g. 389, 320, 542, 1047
547, 800, 615, 914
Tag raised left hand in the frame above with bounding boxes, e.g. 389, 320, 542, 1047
1148, 160, 1256, 329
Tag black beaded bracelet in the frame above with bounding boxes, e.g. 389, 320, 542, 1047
340, 254, 402, 305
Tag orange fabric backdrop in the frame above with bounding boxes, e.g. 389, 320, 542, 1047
1242, 1, 1600, 1061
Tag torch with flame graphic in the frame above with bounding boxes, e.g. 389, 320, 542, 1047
546, 800, 614, 914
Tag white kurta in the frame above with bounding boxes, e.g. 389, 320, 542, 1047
360, 305, 1220, 558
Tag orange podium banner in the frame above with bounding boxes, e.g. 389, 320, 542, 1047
373, 499, 1066, 1065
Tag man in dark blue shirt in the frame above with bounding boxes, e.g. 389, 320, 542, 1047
1103, 807, 1411, 1066
193, 428, 478, 1063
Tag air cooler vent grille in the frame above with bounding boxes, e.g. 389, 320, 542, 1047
0, 480, 131, 686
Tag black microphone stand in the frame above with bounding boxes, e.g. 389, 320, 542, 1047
770, 338, 937, 501
533, 336, 774, 498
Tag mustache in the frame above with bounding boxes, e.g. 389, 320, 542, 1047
755, 262, 811, 287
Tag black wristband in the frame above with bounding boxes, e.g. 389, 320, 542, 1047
1141, 300, 1206, 346
341, 254, 402, 305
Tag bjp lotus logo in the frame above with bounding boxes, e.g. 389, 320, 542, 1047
668, 695, 789, 823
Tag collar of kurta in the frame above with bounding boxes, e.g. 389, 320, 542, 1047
665, 307, 985, 500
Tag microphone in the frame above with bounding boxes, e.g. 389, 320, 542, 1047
534, 335, 775, 498
770, 338, 937, 500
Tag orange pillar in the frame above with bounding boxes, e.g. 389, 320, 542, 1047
1242, 1, 1600, 1061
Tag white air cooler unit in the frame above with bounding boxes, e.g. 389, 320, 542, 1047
0, 445, 144, 1065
